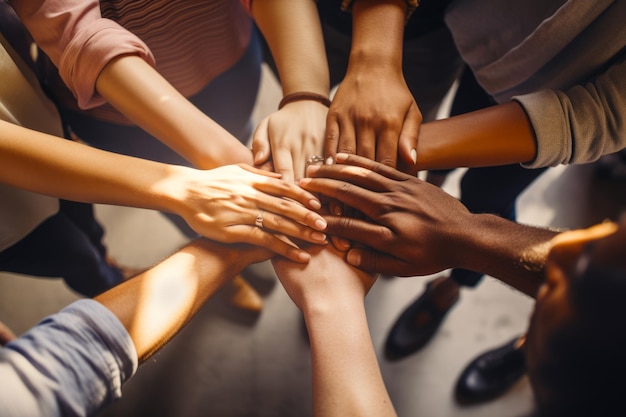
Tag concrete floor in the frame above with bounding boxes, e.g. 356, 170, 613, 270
1, 65, 625, 417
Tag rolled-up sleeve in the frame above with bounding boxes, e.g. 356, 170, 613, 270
516, 52, 626, 168
11, 0, 155, 109
0, 299, 138, 417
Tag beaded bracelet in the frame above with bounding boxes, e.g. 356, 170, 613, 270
278, 91, 331, 110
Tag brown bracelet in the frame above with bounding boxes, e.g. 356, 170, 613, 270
278, 91, 331, 110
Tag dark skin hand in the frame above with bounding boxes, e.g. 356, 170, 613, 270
299, 153, 474, 277
299, 153, 556, 297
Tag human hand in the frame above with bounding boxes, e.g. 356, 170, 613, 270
252, 101, 328, 184
272, 242, 377, 313
300, 153, 473, 276
167, 164, 328, 263
325, 68, 420, 171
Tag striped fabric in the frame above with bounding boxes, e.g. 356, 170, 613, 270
88, 0, 252, 123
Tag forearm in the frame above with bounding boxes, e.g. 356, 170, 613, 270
95, 55, 252, 169
416, 101, 538, 170
0, 119, 191, 214
304, 301, 396, 417
455, 213, 559, 297
349, 0, 406, 75
95, 239, 262, 362
252, 0, 329, 96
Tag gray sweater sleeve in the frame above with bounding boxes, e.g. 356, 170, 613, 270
516, 51, 626, 168
0, 299, 138, 417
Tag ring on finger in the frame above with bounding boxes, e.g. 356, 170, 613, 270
255, 212, 264, 228
305, 155, 325, 170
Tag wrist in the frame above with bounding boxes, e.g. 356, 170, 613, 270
279, 91, 331, 110
302, 294, 365, 324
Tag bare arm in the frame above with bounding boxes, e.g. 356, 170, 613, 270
95, 239, 270, 362
325, 0, 420, 169
272, 244, 396, 417
251, 0, 330, 182
95, 55, 253, 169
0, 120, 329, 261
415, 101, 538, 171
301, 154, 557, 297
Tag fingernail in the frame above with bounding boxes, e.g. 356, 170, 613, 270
337, 238, 350, 249
314, 218, 327, 230
410, 148, 417, 165
298, 251, 311, 262
254, 151, 263, 164
311, 231, 326, 241
307, 165, 321, 174
326, 156, 334, 165
309, 199, 322, 210
335, 153, 348, 162
347, 251, 361, 266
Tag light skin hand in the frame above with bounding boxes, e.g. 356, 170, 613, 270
166, 164, 328, 263
252, 100, 328, 183
272, 242, 377, 313
273, 244, 396, 417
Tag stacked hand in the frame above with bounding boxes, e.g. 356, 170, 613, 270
252, 101, 328, 184
325, 63, 420, 171
169, 163, 328, 263
299, 153, 473, 276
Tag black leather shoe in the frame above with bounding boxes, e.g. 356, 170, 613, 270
384, 278, 459, 360
454, 336, 526, 404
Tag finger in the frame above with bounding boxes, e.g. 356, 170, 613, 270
252, 117, 271, 166
325, 109, 340, 164
398, 102, 421, 174
336, 114, 357, 157
355, 123, 376, 161
256, 210, 327, 245
330, 235, 351, 251
323, 215, 394, 252
230, 225, 312, 263
300, 177, 388, 220
272, 147, 296, 185
238, 163, 282, 178
255, 178, 324, 216
345, 248, 416, 276
302, 163, 403, 194
320, 153, 412, 182
375, 127, 399, 168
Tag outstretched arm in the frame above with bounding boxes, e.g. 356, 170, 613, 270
96, 239, 269, 361
95, 55, 252, 169
301, 154, 557, 296
250, 0, 330, 182
325, 0, 421, 169
273, 244, 396, 417
0, 240, 270, 417
0, 120, 328, 261
414, 101, 537, 172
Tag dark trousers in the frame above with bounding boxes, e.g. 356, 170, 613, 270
447, 69, 547, 287
0, 200, 123, 297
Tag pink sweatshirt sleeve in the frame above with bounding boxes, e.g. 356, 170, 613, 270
11, 0, 156, 109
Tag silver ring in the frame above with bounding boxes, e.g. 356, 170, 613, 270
306, 155, 325, 170
255, 212, 264, 228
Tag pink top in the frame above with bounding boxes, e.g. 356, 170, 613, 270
11, 0, 252, 123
